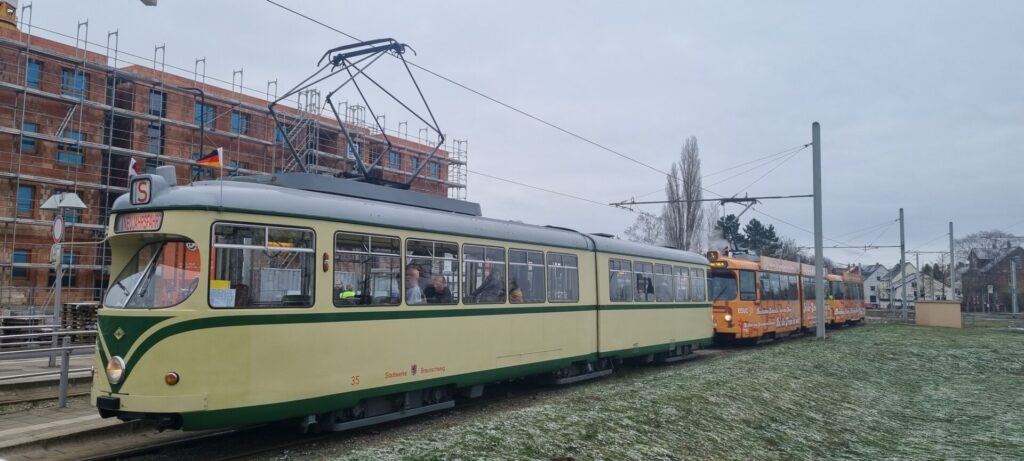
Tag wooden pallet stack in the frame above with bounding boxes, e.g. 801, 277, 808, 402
61, 302, 100, 343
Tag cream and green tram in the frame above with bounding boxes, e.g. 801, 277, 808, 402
93, 170, 711, 431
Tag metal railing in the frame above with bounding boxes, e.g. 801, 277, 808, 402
0, 333, 95, 409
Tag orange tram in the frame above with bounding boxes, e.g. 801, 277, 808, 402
707, 251, 865, 343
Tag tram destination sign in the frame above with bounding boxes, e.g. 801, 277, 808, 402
115, 211, 164, 233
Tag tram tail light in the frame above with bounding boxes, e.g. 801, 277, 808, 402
165, 372, 180, 386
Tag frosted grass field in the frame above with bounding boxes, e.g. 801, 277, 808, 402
322, 324, 1023, 460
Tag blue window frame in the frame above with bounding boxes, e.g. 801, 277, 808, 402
61, 69, 88, 98
388, 151, 400, 169
21, 122, 38, 152
149, 90, 166, 117
230, 111, 249, 134
26, 60, 42, 89
63, 208, 80, 224
12, 250, 29, 278
275, 126, 287, 145
57, 131, 84, 165
194, 102, 215, 129
428, 162, 440, 178
17, 185, 33, 213
147, 122, 164, 155
57, 152, 84, 165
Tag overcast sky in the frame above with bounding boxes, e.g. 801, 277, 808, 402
33, 0, 1024, 268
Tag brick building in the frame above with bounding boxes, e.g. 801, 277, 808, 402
960, 245, 1024, 312
0, 8, 468, 311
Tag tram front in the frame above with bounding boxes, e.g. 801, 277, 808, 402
92, 170, 209, 429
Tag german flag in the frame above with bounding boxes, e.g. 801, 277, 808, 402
195, 147, 224, 167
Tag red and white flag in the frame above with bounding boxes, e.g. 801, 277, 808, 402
128, 158, 139, 177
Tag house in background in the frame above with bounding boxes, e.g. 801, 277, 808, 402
960, 245, 1024, 312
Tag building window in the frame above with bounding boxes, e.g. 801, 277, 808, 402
149, 90, 167, 117
146, 123, 164, 155
275, 126, 287, 145
17, 185, 34, 213
346, 141, 360, 159
194, 102, 216, 129
60, 69, 88, 98
26, 60, 42, 89
57, 131, 84, 165
411, 157, 420, 172
13, 250, 29, 278
388, 151, 400, 169
428, 161, 440, 178
21, 122, 38, 152
230, 111, 250, 135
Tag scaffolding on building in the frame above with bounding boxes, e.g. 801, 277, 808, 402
0, 13, 468, 313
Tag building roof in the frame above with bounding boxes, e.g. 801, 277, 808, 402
862, 263, 888, 279
969, 247, 1002, 262
978, 245, 1024, 273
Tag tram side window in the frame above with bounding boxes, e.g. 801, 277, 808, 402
547, 253, 579, 302
803, 276, 815, 300
406, 239, 459, 305
739, 270, 757, 301
654, 264, 674, 302
830, 281, 845, 300
334, 232, 401, 307
464, 245, 506, 304
674, 266, 690, 302
772, 273, 785, 301
508, 249, 545, 304
634, 261, 655, 302
788, 275, 799, 300
211, 223, 315, 308
760, 272, 772, 300
691, 268, 706, 301
609, 259, 634, 302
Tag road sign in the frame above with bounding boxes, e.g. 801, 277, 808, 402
52, 214, 64, 243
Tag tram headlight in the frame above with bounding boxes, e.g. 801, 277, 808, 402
106, 356, 126, 384
724, 313, 733, 323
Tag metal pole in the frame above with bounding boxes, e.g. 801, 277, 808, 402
1012, 258, 1018, 315
49, 243, 63, 368
915, 252, 920, 300
58, 336, 71, 408
900, 208, 907, 322
812, 122, 825, 338
949, 222, 955, 302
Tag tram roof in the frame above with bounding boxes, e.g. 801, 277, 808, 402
112, 175, 707, 265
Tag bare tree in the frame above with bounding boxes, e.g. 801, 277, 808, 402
624, 211, 664, 245
663, 137, 705, 251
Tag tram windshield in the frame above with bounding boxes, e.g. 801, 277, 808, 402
709, 271, 738, 301
104, 240, 201, 309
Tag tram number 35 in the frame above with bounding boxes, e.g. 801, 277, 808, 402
350, 375, 360, 386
